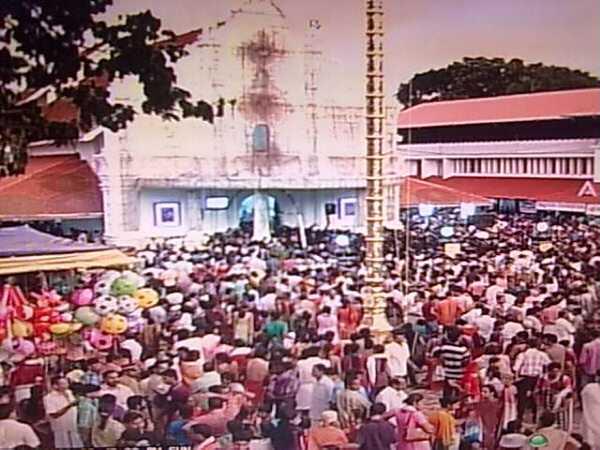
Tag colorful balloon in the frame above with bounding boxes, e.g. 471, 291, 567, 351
117, 295, 139, 315
100, 314, 128, 335
74, 306, 100, 326
12, 319, 33, 338
72, 288, 94, 306
84, 328, 113, 351
110, 277, 137, 297
133, 288, 159, 309
94, 295, 119, 316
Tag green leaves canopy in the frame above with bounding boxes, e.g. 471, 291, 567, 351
396, 57, 600, 108
0, 0, 217, 176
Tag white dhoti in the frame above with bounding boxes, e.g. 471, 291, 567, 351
52, 429, 83, 449
295, 382, 313, 411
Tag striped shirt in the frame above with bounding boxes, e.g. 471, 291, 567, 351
433, 343, 471, 380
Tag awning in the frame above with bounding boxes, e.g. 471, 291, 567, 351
0, 154, 103, 220
395, 177, 492, 207
0, 225, 135, 274
0, 249, 136, 275
425, 176, 600, 206
397, 88, 600, 128
0, 225, 107, 257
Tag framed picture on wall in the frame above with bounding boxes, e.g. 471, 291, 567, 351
154, 202, 181, 227
205, 196, 230, 210
339, 197, 358, 218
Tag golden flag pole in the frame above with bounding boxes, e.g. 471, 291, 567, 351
362, 0, 392, 338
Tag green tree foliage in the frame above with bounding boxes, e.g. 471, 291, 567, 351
0, 0, 222, 176
396, 57, 600, 108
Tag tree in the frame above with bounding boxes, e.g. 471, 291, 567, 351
0, 0, 225, 177
396, 57, 600, 108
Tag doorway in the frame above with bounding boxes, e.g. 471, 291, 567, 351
239, 193, 281, 231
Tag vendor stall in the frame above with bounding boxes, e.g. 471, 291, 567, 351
0, 225, 135, 275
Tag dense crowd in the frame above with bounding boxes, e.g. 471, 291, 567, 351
0, 210, 599, 450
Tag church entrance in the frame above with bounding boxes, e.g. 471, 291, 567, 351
239, 193, 281, 233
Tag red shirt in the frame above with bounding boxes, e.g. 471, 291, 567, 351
434, 298, 463, 326
10, 362, 44, 387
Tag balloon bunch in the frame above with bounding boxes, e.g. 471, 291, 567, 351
0, 270, 161, 358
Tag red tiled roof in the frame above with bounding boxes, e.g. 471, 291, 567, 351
398, 177, 492, 206
0, 155, 103, 220
426, 176, 600, 205
397, 88, 600, 128
42, 99, 79, 123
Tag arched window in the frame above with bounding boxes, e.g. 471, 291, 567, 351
252, 124, 270, 152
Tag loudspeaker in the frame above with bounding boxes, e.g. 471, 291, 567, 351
325, 203, 336, 215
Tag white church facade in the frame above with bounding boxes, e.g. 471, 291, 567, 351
91, 0, 399, 245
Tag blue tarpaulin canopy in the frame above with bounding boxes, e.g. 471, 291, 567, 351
0, 225, 135, 274
0, 225, 106, 258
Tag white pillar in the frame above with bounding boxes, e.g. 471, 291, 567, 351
594, 146, 600, 183
252, 192, 271, 242
442, 158, 452, 179
94, 130, 127, 245
186, 190, 200, 231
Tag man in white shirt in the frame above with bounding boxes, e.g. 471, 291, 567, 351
375, 377, 408, 414
100, 370, 135, 411
502, 316, 525, 342
485, 283, 504, 307
0, 387, 40, 449
44, 375, 83, 448
121, 335, 143, 362
256, 289, 277, 312
192, 362, 222, 393
473, 306, 496, 342
174, 331, 206, 364
385, 332, 410, 378
309, 364, 334, 423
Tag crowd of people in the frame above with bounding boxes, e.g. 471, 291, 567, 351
0, 210, 599, 450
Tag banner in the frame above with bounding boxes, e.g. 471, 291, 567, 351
586, 204, 600, 216
519, 200, 537, 214
535, 201, 586, 213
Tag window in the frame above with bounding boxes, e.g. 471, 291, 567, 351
252, 124, 270, 152
205, 196, 230, 210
